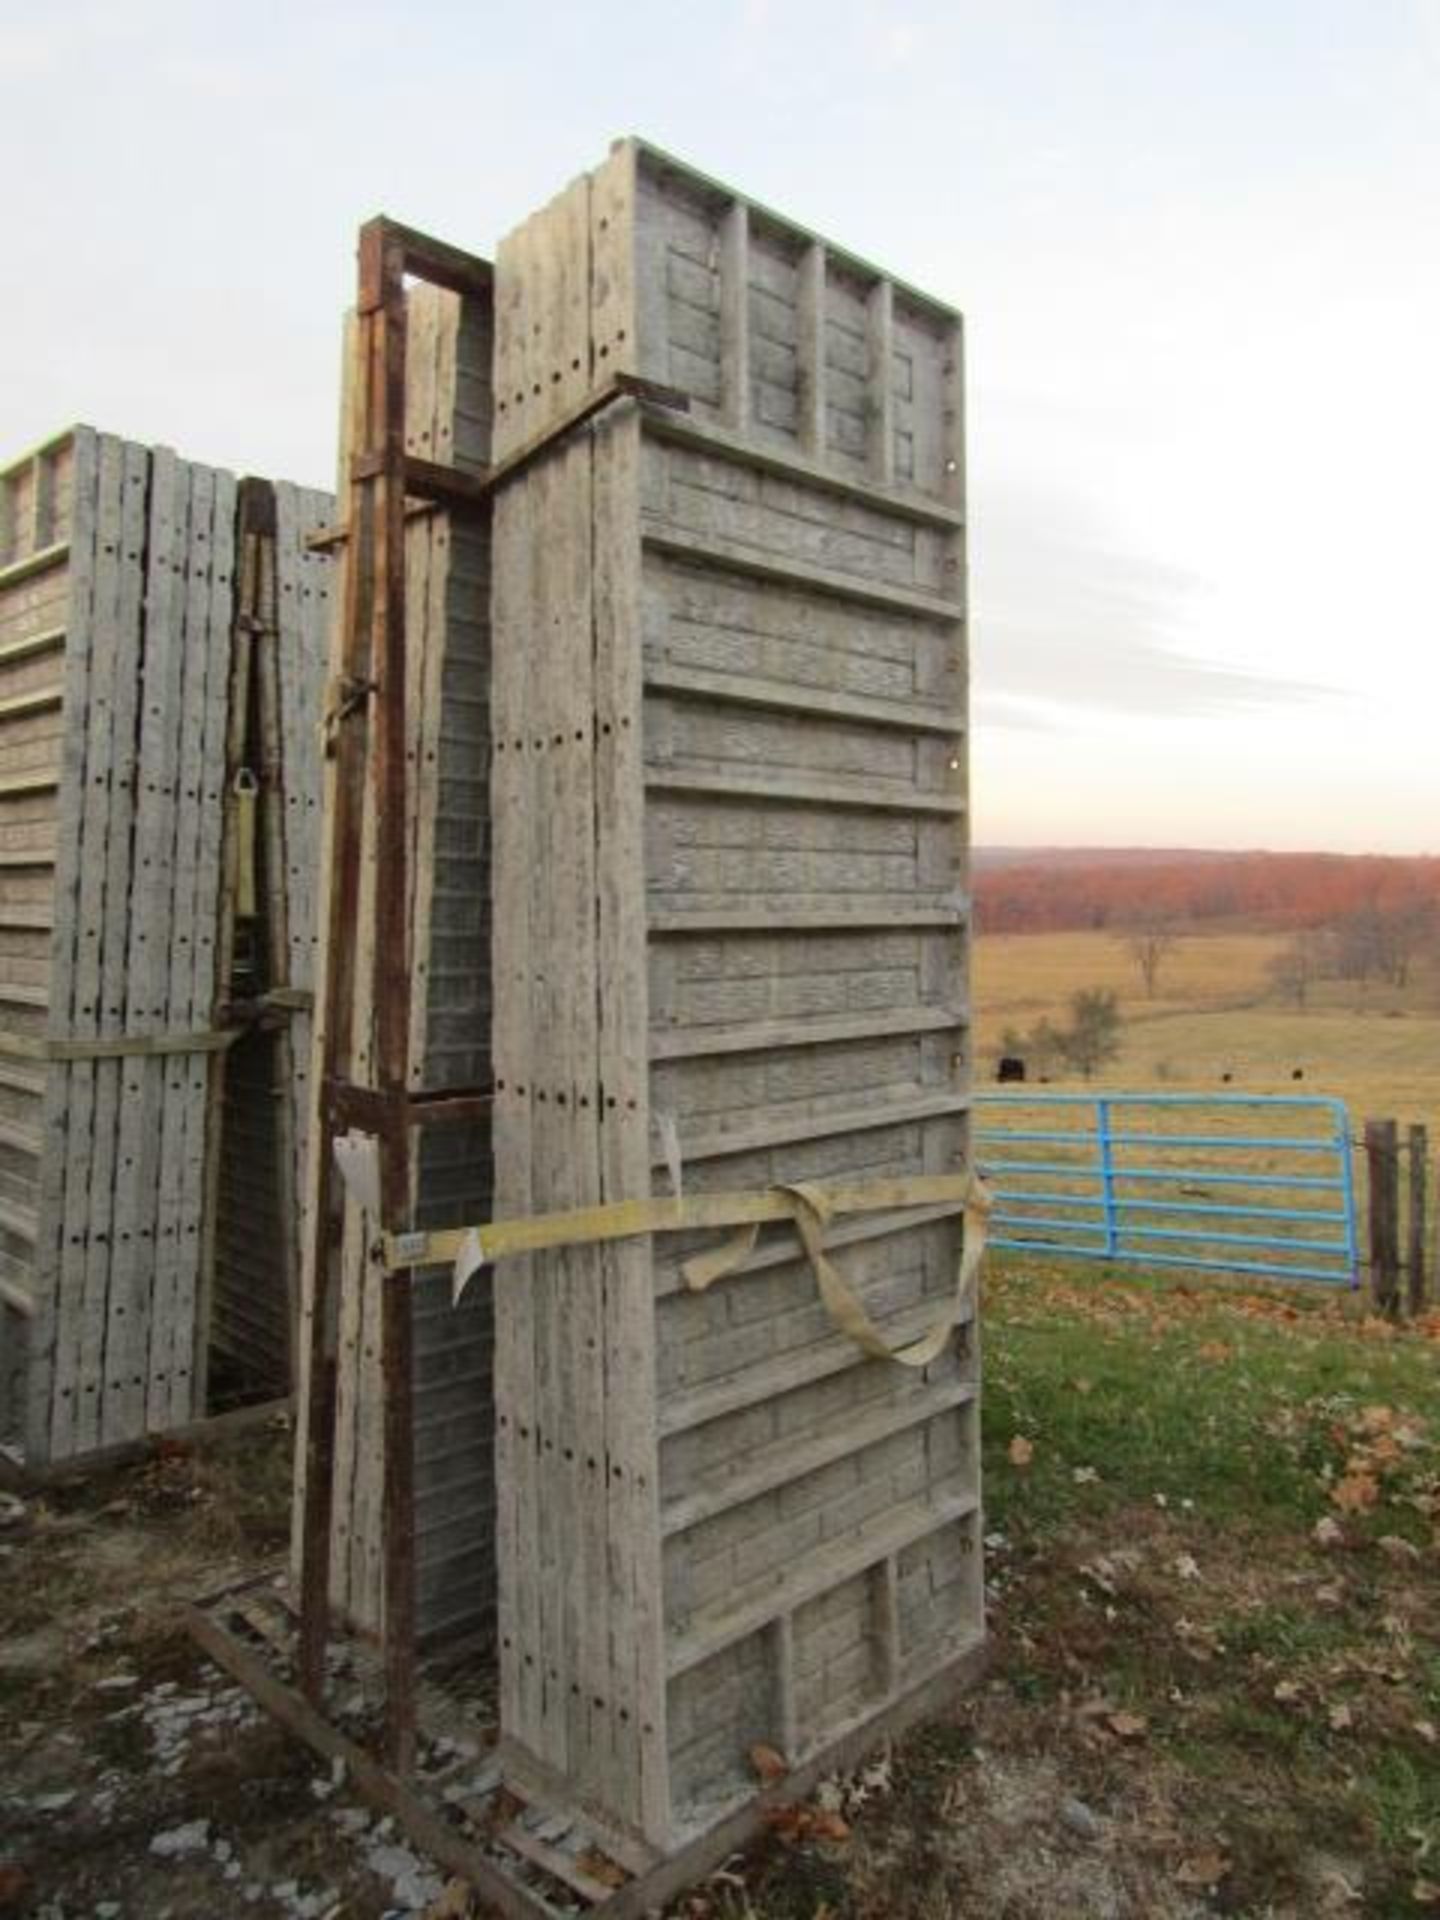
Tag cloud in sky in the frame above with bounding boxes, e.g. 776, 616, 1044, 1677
975, 477, 1339, 727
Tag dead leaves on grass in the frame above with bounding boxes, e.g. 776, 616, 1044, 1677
1330, 1471, 1381, 1513
1174, 1850, 1230, 1891
1319, 1402, 1437, 1550
1007, 1435, 1035, 1468
1106, 1709, 1149, 1742
748, 1742, 788, 1785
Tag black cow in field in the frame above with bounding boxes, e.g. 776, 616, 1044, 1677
997, 1055, 1026, 1084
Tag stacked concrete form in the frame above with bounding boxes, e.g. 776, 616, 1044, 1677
298, 284, 498, 1645
0, 428, 331, 1468
486, 139, 978, 1857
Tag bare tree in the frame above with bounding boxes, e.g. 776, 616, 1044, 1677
1268, 931, 1322, 1008
1121, 917, 1180, 998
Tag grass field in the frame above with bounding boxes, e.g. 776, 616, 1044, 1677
974, 928, 1440, 1146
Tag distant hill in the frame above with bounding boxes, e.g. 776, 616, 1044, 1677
973, 848, 1440, 933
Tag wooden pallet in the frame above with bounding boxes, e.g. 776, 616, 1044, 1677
190, 1568, 985, 1920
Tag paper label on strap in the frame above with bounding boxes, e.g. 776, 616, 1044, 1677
452, 1229, 488, 1306
654, 1108, 684, 1199
332, 1130, 381, 1215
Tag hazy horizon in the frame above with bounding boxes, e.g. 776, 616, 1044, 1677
2, 2, 1436, 855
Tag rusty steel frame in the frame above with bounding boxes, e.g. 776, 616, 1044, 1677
293, 214, 690, 1778
296, 216, 496, 1773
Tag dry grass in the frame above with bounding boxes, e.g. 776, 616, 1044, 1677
974, 928, 1440, 1144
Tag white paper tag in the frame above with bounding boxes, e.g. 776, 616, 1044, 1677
654, 1108, 684, 1199
452, 1229, 488, 1306
332, 1130, 381, 1215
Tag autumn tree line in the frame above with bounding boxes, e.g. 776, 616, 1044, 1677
976, 849, 1440, 936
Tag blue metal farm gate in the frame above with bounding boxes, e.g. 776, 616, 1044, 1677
973, 1092, 1360, 1287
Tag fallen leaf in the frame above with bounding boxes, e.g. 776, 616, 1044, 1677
1414, 1880, 1440, 1907
1172, 1553, 1201, 1582
1008, 1435, 1035, 1468
810, 1811, 851, 1842
1073, 1466, 1099, 1485
749, 1743, 788, 1784
1314, 1516, 1345, 1548
1273, 1679, 1303, 1705
575, 1851, 628, 1890
1378, 1535, 1422, 1565
1175, 1852, 1230, 1889
1331, 1474, 1380, 1513
760, 1804, 809, 1841
423, 1879, 475, 1919
1328, 1703, 1355, 1732
1414, 1720, 1438, 1747
1107, 1710, 1148, 1741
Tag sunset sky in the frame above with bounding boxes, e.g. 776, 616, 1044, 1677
3, 1, 1436, 853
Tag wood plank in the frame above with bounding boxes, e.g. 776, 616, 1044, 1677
662, 1379, 976, 1536
659, 1290, 974, 1438
649, 1090, 969, 1166
648, 1006, 965, 1063
651, 1199, 970, 1299
718, 202, 750, 433
866, 279, 894, 485
0, 773, 59, 799
644, 767, 964, 816
27, 429, 95, 1463
642, 400, 963, 531
491, 204, 539, 1760
667, 1485, 979, 1677
593, 152, 674, 1840
0, 544, 67, 593
0, 628, 64, 669
795, 244, 826, 459
104, 448, 182, 1445
643, 660, 963, 736
647, 905, 965, 935
496, 1822, 614, 1905
179, 465, 237, 1424
57, 434, 126, 1458
493, 436, 540, 1765
0, 688, 63, 723
641, 523, 962, 622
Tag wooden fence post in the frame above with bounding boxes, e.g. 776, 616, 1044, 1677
1366, 1119, 1400, 1316
1408, 1124, 1428, 1317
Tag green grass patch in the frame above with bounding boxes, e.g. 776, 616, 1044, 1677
977, 1255, 1440, 1912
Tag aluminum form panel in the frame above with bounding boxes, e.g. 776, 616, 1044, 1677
487, 140, 978, 1855
0, 428, 327, 1466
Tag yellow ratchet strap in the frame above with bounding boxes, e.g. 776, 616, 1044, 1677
381, 1170, 991, 1368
